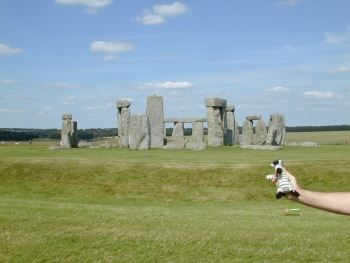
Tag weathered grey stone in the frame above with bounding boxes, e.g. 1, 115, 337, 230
116, 100, 131, 109
161, 144, 185, 150
128, 115, 150, 150
240, 120, 254, 145
240, 145, 282, 150
117, 100, 131, 148
192, 121, 204, 144
266, 114, 286, 146
185, 142, 207, 150
205, 98, 227, 108
164, 117, 207, 123
62, 113, 72, 120
254, 119, 267, 145
225, 105, 235, 112
287, 141, 318, 147
224, 105, 235, 146
61, 113, 78, 148
246, 115, 261, 121
206, 98, 227, 147
234, 121, 240, 145
146, 95, 164, 148
69, 121, 79, 148
171, 122, 185, 147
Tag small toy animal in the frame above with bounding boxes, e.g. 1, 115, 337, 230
266, 160, 300, 199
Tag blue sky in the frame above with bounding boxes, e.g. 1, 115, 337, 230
1, 0, 350, 128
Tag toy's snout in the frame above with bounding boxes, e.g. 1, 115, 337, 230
274, 163, 283, 174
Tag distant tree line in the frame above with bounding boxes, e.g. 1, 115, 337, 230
0, 125, 349, 141
0, 131, 39, 141
286, 125, 350, 132
0, 128, 117, 141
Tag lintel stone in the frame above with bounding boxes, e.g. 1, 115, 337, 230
164, 117, 207, 123
116, 100, 131, 109
62, 113, 72, 120
225, 105, 235, 112
205, 98, 227, 108
246, 115, 261, 121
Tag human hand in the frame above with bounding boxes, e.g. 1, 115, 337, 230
284, 169, 300, 191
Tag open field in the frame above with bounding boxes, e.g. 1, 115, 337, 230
1, 141, 350, 262
287, 131, 350, 145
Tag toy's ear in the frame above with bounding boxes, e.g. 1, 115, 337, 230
272, 160, 279, 166
270, 163, 275, 168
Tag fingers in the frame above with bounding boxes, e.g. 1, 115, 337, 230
284, 169, 300, 190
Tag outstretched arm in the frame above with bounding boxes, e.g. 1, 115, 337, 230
285, 169, 350, 216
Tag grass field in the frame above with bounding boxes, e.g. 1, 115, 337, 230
287, 131, 350, 145
1, 139, 350, 262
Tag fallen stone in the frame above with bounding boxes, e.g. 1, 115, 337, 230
240, 145, 282, 150
185, 142, 207, 150
287, 141, 318, 147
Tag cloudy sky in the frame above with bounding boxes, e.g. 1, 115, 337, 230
1, 0, 350, 128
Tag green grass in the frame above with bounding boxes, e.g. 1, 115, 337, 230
287, 131, 350, 145
1, 143, 350, 262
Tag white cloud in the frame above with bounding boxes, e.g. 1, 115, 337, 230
137, 14, 165, 25
0, 108, 21, 114
86, 102, 114, 111
329, 66, 350, 73
55, 0, 112, 12
137, 2, 188, 25
90, 41, 134, 60
278, 0, 301, 6
324, 29, 350, 44
304, 91, 338, 99
46, 82, 81, 89
153, 2, 188, 16
63, 96, 77, 105
140, 81, 194, 90
102, 54, 119, 61
264, 86, 290, 94
0, 43, 22, 56
0, 79, 16, 85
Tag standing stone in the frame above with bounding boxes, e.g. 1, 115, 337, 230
234, 121, 240, 145
254, 119, 267, 145
128, 115, 150, 150
146, 95, 164, 148
186, 121, 206, 150
192, 121, 204, 143
224, 105, 235, 146
266, 114, 286, 146
205, 98, 227, 147
117, 100, 131, 148
240, 120, 254, 146
172, 122, 185, 147
61, 113, 78, 148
